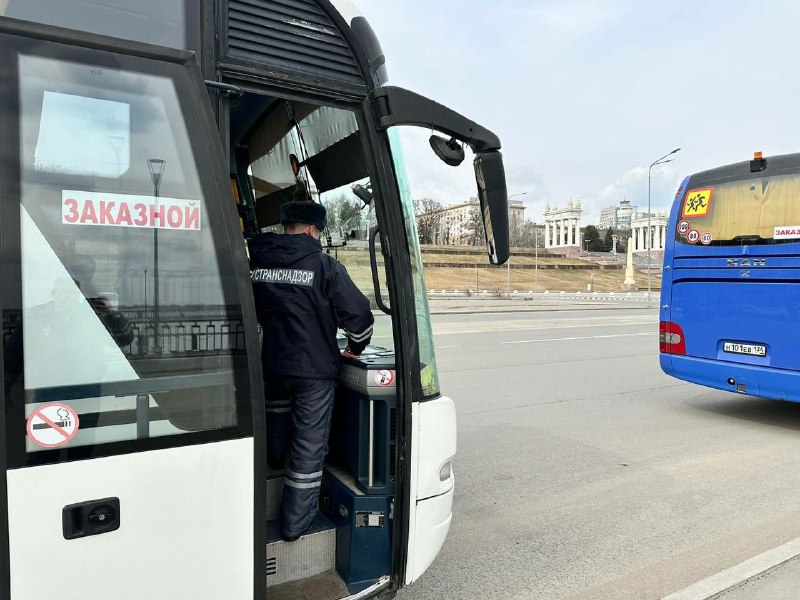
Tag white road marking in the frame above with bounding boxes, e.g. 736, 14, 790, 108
436, 345, 462, 349
500, 332, 656, 345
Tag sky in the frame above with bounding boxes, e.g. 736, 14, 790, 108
355, 0, 800, 224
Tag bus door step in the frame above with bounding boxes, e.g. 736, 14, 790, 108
266, 570, 348, 600
266, 514, 336, 587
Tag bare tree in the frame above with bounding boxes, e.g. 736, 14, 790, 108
508, 209, 524, 247
414, 198, 443, 244
511, 220, 541, 247
467, 207, 486, 246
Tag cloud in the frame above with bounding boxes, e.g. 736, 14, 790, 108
516, 1, 634, 39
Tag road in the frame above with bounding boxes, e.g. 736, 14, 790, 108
396, 308, 800, 599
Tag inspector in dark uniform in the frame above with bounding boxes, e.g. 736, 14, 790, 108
250, 199, 374, 541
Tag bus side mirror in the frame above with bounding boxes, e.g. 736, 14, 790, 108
429, 135, 465, 166
474, 151, 509, 265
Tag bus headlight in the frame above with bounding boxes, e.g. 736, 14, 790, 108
439, 460, 452, 481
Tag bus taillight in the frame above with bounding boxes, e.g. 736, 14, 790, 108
660, 321, 686, 355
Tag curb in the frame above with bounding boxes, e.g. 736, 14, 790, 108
661, 537, 800, 600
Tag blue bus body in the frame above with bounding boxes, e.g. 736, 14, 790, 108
660, 153, 800, 401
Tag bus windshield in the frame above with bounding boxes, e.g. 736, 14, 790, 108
676, 172, 800, 246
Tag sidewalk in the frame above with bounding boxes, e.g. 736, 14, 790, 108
663, 538, 800, 600
712, 555, 800, 599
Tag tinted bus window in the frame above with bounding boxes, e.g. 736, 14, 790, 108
4, 48, 248, 462
2, 0, 189, 50
677, 173, 800, 246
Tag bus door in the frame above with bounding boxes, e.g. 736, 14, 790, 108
0, 20, 263, 600
367, 86, 509, 585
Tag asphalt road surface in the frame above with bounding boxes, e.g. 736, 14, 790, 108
396, 308, 800, 600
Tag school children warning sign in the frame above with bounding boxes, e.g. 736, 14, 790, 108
682, 188, 713, 218
62, 191, 201, 231
27, 403, 80, 449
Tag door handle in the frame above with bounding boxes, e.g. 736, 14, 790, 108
63, 497, 120, 540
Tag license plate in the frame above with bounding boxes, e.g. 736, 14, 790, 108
723, 342, 767, 357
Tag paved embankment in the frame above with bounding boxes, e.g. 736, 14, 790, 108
427, 292, 654, 314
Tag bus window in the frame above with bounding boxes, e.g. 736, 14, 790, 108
387, 129, 441, 398
7, 50, 249, 461
1, 0, 190, 50
34, 91, 130, 178
676, 173, 800, 246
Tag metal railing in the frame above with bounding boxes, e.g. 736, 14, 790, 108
2, 305, 247, 359
120, 305, 246, 358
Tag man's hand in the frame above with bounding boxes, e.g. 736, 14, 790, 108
342, 347, 360, 359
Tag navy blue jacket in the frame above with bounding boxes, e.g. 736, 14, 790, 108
249, 232, 374, 379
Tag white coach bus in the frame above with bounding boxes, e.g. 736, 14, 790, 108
0, 1, 509, 598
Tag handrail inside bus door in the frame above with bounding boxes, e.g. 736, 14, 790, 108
369, 226, 391, 315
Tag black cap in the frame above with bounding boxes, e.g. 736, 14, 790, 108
280, 200, 327, 230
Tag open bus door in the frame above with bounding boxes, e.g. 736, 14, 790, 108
0, 19, 265, 600
368, 85, 509, 584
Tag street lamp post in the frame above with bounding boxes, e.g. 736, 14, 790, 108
142, 265, 148, 353
534, 222, 539, 289
648, 148, 680, 303
147, 158, 166, 352
143, 266, 148, 312
506, 191, 529, 296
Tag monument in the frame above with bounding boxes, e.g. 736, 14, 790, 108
621, 241, 637, 291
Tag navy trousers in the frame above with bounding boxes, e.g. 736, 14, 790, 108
265, 376, 335, 538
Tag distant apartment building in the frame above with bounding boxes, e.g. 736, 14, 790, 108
599, 199, 637, 230
597, 199, 668, 252
434, 197, 525, 245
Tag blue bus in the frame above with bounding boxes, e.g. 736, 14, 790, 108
660, 152, 800, 401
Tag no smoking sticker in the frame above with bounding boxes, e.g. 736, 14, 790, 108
677, 220, 691, 235
686, 230, 700, 244
374, 369, 395, 387
27, 403, 80, 448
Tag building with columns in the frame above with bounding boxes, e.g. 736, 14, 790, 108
629, 210, 669, 253
543, 199, 582, 250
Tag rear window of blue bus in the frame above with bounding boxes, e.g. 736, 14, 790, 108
675, 172, 800, 246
